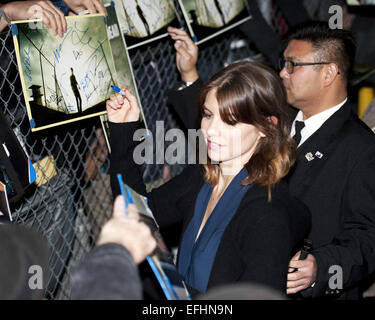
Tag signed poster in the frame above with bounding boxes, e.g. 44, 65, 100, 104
100, 3, 150, 150
104, 0, 183, 50
12, 14, 117, 131
178, 0, 252, 45
117, 178, 191, 300
106, 3, 148, 126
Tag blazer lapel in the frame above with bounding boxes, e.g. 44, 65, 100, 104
287, 102, 354, 196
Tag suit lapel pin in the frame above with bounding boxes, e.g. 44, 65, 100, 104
305, 152, 315, 162
315, 151, 323, 159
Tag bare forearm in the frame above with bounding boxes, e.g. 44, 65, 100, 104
0, 3, 10, 32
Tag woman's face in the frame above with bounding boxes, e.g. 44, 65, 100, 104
200, 89, 265, 174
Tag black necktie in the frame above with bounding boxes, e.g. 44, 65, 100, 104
293, 121, 305, 146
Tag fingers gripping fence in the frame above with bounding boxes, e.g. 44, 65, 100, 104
0, 19, 252, 299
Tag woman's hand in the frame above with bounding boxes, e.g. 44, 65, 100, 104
106, 86, 140, 123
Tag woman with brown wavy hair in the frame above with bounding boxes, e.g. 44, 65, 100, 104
107, 61, 310, 297
198, 62, 296, 199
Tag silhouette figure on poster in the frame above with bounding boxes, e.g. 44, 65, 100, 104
70, 68, 82, 113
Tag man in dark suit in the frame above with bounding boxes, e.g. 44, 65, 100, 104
167, 23, 375, 299
279, 22, 375, 299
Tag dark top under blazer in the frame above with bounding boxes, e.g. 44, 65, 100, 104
109, 121, 311, 296
167, 81, 375, 299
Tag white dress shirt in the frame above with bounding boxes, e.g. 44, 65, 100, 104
291, 98, 348, 147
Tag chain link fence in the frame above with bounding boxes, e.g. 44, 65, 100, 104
0, 8, 259, 298
3, 0, 373, 301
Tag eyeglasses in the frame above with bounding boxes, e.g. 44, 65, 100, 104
279, 58, 332, 74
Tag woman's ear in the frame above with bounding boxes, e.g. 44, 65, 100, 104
267, 116, 278, 126
259, 116, 278, 138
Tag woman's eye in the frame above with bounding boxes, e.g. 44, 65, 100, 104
226, 119, 237, 126
202, 113, 212, 119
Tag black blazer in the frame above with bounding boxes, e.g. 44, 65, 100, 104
286, 101, 375, 299
167, 82, 375, 299
109, 121, 311, 296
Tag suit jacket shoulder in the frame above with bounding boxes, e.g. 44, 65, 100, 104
287, 102, 375, 299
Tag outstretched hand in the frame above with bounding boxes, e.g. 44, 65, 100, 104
64, 0, 107, 15
97, 195, 157, 264
1, 1, 66, 37
167, 26, 199, 83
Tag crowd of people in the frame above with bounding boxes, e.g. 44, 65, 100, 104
1, 0, 375, 301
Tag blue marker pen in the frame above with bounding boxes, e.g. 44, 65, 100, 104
111, 85, 126, 97
125, 185, 134, 205
116, 174, 128, 218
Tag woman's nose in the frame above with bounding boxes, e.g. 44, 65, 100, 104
206, 117, 220, 137
207, 127, 218, 137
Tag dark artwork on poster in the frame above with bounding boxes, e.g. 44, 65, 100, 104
138, 212, 191, 300
0, 113, 37, 221
118, 179, 190, 300
104, 0, 184, 50
12, 14, 117, 131
178, 0, 252, 45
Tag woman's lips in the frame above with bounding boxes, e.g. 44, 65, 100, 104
207, 140, 222, 150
